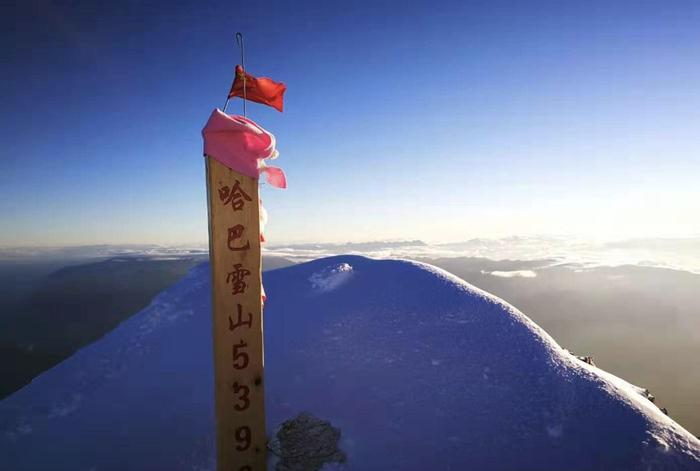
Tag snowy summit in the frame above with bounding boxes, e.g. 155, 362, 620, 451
1, 256, 699, 470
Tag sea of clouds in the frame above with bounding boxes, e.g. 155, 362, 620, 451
2, 236, 698, 275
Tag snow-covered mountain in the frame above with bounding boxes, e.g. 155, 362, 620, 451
1, 256, 699, 470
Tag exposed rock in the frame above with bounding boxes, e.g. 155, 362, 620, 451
268, 412, 346, 471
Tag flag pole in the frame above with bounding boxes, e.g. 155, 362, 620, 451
237, 32, 247, 117
222, 32, 247, 115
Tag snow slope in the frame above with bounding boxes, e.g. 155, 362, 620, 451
1, 256, 699, 470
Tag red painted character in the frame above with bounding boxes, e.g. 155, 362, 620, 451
229, 304, 253, 331
226, 263, 251, 295
218, 180, 252, 211
232, 340, 249, 370
227, 225, 251, 251
230, 382, 250, 411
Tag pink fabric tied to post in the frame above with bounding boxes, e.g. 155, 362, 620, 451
202, 109, 287, 188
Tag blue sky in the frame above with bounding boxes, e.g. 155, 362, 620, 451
1, 0, 698, 246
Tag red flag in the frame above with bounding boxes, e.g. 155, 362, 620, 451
228, 65, 286, 112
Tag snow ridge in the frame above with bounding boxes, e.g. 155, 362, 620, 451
1, 255, 698, 470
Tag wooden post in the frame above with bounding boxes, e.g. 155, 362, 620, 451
206, 155, 266, 471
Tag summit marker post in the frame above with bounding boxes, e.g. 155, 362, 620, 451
206, 156, 267, 470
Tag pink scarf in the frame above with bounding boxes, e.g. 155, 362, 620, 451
202, 109, 286, 188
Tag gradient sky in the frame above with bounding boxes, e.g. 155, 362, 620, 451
1, 0, 699, 246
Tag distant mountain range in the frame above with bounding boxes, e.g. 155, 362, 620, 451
3, 236, 698, 273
